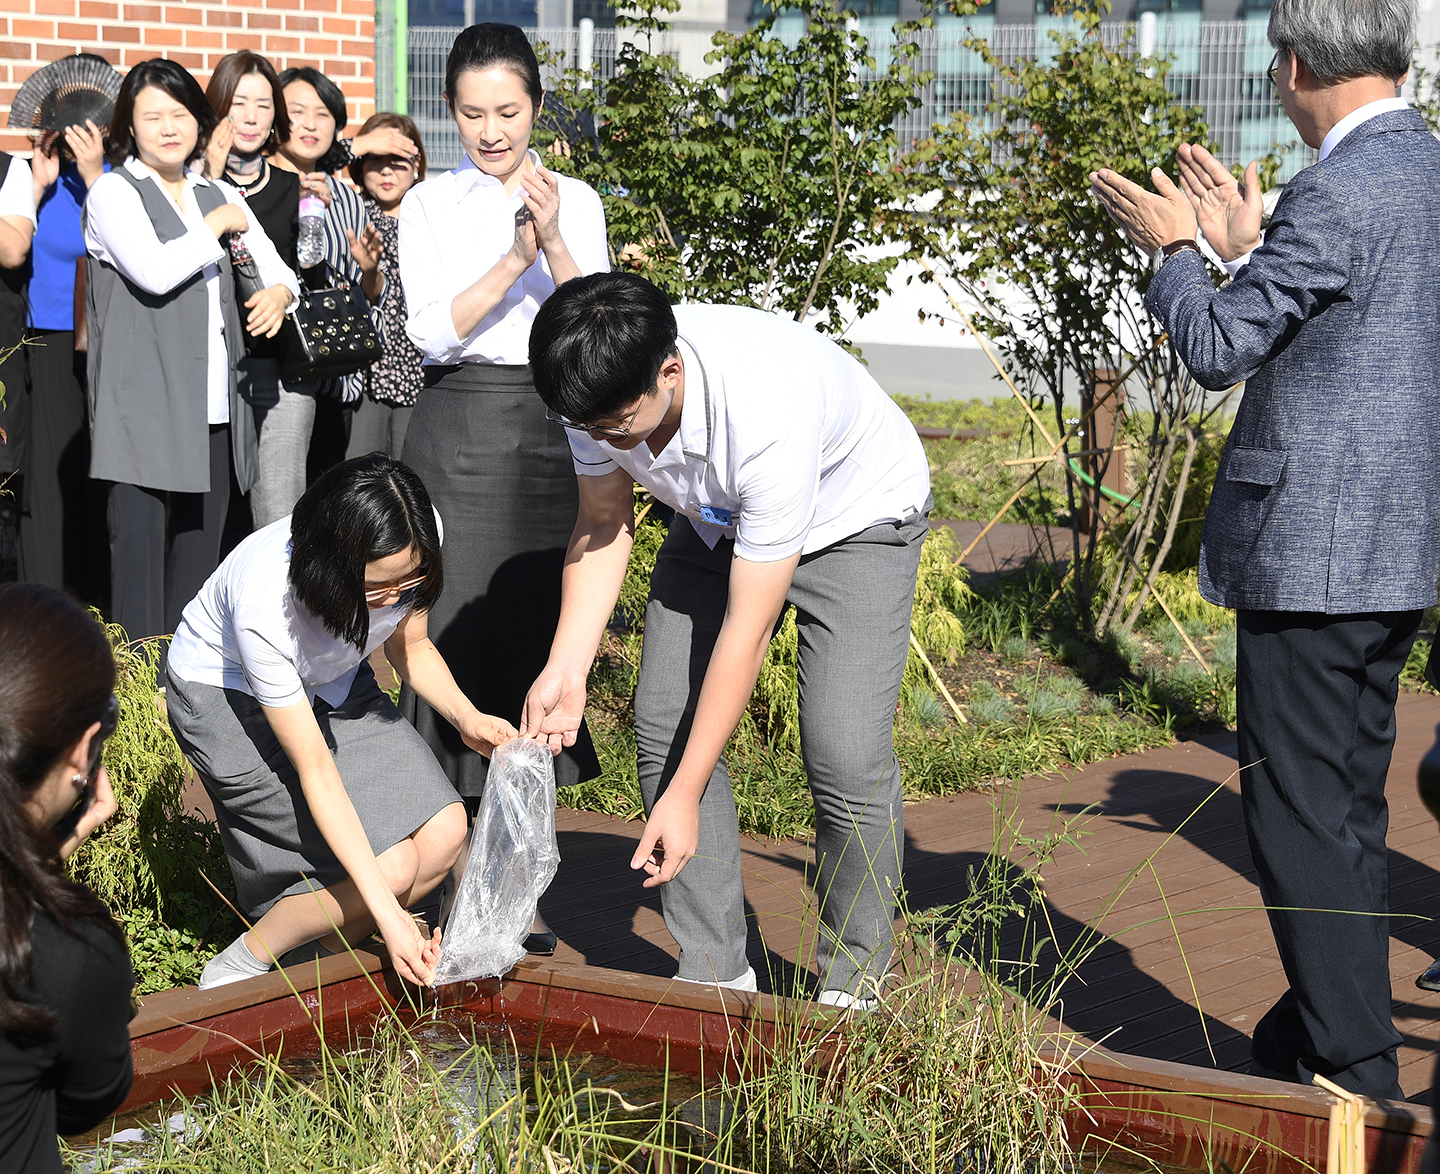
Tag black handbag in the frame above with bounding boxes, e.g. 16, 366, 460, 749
282, 265, 384, 384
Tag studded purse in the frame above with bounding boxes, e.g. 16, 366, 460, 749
281, 264, 384, 384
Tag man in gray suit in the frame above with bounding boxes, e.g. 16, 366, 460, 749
1091, 0, 1439, 1099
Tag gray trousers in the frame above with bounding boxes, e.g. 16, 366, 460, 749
241, 358, 315, 528
636, 511, 928, 993
345, 393, 413, 462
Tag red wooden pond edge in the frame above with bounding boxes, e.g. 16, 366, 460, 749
125, 949, 1432, 1174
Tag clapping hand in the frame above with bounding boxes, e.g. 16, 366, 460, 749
1089, 164, 1199, 257
205, 118, 234, 180
518, 166, 563, 251
1176, 143, 1263, 262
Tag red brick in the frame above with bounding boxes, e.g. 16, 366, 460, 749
141, 25, 180, 43
163, 5, 199, 21
321, 57, 352, 74
206, 8, 241, 23
299, 33, 334, 50
77, 1, 117, 15
124, 2, 160, 15
339, 38, 367, 55
14, 17, 55, 34
246, 12, 279, 27
265, 0, 301, 9
168, 49, 201, 66
302, 0, 337, 9
0, 39, 30, 57
284, 13, 317, 29
101, 22, 138, 39
185, 28, 221, 45
264, 33, 298, 50
36, 0, 80, 14
320, 15, 352, 33
57, 20, 98, 35
224, 29, 262, 46
339, 0, 368, 12
36, 41, 74, 58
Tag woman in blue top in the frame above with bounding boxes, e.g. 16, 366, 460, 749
21, 118, 107, 599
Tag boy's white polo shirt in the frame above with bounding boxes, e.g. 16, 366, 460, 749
565, 304, 931, 563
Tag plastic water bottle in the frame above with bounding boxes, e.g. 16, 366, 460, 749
296, 193, 326, 268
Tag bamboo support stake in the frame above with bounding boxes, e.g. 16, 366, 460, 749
1089, 504, 1213, 674
919, 258, 1058, 449
1313, 1074, 1367, 1174
909, 632, 968, 725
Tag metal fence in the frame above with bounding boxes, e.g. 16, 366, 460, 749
407, 19, 1439, 178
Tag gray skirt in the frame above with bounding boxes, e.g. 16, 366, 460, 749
397, 362, 600, 798
166, 663, 462, 917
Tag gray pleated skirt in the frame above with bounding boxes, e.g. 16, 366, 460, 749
397, 361, 600, 798
165, 662, 463, 917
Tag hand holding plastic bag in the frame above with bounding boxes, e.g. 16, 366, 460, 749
434, 739, 560, 985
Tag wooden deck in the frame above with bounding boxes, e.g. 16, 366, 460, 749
540, 691, 1440, 1101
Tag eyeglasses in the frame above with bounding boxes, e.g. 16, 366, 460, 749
1266, 50, 1282, 88
545, 396, 648, 441
363, 574, 426, 605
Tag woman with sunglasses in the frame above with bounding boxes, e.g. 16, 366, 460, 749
0, 583, 133, 1174
164, 453, 517, 989
396, 27, 607, 922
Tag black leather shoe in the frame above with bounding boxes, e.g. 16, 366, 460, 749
1417, 959, 1440, 992
523, 931, 558, 956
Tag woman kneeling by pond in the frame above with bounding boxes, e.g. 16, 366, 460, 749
166, 453, 518, 989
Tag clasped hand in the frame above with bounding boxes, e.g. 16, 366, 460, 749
1089, 142, 1263, 262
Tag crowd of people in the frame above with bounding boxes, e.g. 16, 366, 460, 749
3, 0, 1440, 1168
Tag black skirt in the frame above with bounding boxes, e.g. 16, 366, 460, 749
398, 362, 600, 796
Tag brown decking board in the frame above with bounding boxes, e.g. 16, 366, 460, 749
541, 690, 1440, 1099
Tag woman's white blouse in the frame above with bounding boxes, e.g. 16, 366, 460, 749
167, 516, 421, 709
84, 159, 299, 425
398, 149, 609, 366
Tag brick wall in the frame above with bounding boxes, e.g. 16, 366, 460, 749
0, 0, 376, 155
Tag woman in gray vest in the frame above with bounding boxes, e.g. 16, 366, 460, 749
85, 60, 298, 642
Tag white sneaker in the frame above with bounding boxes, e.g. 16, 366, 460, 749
198, 934, 273, 990
675, 965, 758, 993
818, 988, 878, 1012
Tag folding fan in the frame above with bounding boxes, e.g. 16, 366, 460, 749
7, 53, 123, 133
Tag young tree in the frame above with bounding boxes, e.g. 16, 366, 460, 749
903, 0, 1263, 635
541, 0, 933, 334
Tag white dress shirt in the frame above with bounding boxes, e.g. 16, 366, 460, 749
398, 150, 609, 365
85, 158, 299, 424
1219, 97, 1409, 277
168, 512, 441, 708
566, 304, 932, 563
0, 155, 37, 225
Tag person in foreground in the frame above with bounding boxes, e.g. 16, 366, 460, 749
1090, 0, 1438, 1100
520, 273, 932, 1005
0, 584, 135, 1174
165, 454, 517, 990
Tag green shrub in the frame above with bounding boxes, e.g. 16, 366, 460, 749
67, 624, 240, 992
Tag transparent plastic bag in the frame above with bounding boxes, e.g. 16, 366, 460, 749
434, 739, 560, 985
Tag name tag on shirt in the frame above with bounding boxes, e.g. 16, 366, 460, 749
699, 506, 735, 527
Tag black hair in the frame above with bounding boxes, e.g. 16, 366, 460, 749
529, 272, 679, 424
444, 23, 544, 111
288, 454, 444, 650
277, 66, 350, 173
0, 584, 126, 1033
106, 58, 216, 167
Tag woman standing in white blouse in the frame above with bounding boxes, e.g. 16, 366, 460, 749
397, 24, 607, 945
85, 59, 298, 641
